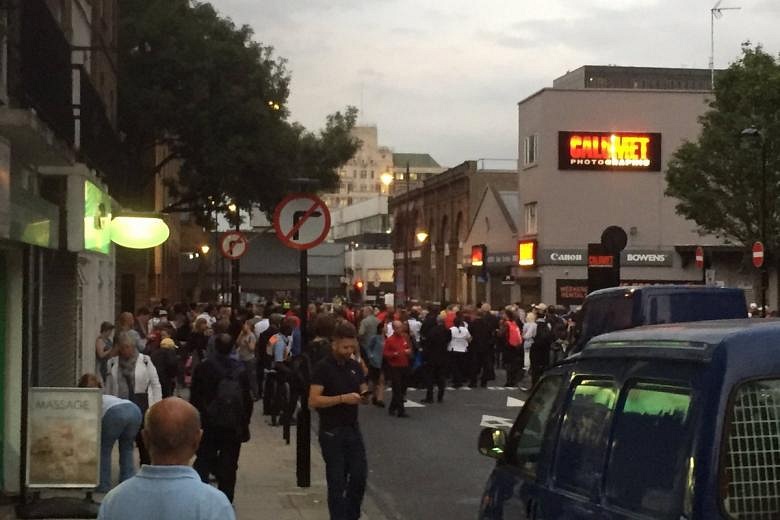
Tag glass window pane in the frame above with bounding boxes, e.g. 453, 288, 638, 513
722, 379, 780, 518
507, 376, 563, 476
606, 383, 692, 516
554, 379, 616, 497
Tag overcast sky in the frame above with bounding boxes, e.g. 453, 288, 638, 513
211, 0, 779, 168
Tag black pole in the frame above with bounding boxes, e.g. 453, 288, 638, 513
296, 248, 311, 487
761, 140, 768, 317
231, 210, 241, 310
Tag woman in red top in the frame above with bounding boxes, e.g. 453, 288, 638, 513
383, 320, 411, 417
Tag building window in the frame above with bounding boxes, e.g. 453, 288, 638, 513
524, 202, 538, 235
360, 170, 367, 179
523, 135, 538, 167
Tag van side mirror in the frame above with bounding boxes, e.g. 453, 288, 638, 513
478, 427, 507, 459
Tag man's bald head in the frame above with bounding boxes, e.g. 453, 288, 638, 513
143, 397, 202, 465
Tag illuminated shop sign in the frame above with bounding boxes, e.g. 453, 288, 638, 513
559, 131, 662, 171
518, 240, 537, 267
471, 244, 486, 267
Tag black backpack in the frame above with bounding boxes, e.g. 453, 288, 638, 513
205, 362, 245, 435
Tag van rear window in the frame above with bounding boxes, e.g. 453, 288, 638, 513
581, 294, 635, 341
722, 379, 780, 518
647, 292, 747, 324
605, 382, 692, 516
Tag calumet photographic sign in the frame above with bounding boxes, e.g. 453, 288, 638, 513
559, 131, 662, 171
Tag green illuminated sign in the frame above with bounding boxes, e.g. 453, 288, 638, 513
84, 180, 112, 254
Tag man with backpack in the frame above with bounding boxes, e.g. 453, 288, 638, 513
501, 308, 524, 387
190, 333, 253, 503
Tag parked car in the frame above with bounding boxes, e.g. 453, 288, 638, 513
571, 285, 747, 353
478, 319, 780, 519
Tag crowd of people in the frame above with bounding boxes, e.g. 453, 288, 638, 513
88, 297, 580, 518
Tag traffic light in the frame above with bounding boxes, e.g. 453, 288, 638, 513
472, 244, 487, 282
351, 279, 364, 302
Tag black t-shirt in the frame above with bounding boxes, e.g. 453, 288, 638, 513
311, 355, 365, 432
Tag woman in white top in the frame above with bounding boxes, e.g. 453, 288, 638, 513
448, 312, 472, 388
522, 312, 537, 371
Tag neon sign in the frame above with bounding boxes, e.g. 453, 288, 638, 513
559, 131, 662, 171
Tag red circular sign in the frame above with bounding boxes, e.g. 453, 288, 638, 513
753, 241, 765, 268
695, 246, 704, 269
272, 193, 331, 251
219, 231, 249, 260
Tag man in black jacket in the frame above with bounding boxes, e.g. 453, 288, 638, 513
469, 309, 496, 388
421, 314, 451, 403
190, 333, 253, 503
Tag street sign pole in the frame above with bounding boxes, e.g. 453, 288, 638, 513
272, 191, 331, 489
296, 248, 311, 487
231, 211, 240, 309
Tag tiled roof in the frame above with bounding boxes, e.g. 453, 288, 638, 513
393, 153, 440, 168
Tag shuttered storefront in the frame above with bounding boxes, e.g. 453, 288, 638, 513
36, 249, 78, 387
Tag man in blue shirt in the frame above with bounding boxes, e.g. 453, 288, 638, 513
98, 397, 235, 520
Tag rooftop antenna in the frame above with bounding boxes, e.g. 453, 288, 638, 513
710, 1, 741, 88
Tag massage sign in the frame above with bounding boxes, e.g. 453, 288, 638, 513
558, 131, 662, 171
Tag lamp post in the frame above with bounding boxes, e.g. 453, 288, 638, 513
741, 127, 768, 316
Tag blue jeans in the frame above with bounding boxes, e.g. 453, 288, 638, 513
98, 402, 142, 492
318, 425, 367, 520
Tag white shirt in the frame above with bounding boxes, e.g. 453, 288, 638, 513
523, 322, 537, 343
253, 318, 270, 338
448, 324, 471, 353
408, 318, 422, 342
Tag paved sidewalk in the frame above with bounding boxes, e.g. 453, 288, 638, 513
235, 402, 390, 520
0, 400, 389, 520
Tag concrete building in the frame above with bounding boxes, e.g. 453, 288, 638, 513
330, 196, 394, 303
389, 161, 517, 305
514, 67, 753, 309
322, 126, 394, 210
0, 0, 120, 494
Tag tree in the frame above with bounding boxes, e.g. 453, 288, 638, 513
666, 44, 780, 256
116, 0, 359, 216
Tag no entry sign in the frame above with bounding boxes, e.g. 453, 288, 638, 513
753, 241, 765, 268
220, 231, 248, 260
695, 246, 704, 269
273, 193, 331, 250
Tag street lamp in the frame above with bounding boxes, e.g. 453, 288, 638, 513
741, 126, 768, 316
416, 230, 429, 243
200, 244, 210, 255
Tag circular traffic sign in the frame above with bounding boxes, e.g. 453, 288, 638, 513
220, 231, 248, 260
753, 241, 765, 268
273, 193, 331, 250
695, 246, 704, 269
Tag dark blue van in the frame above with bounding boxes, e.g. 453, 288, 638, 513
478, 320, 780, 519
572, 285, 747, 353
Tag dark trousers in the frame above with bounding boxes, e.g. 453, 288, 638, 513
194, 430, 242, 502
503, 347, 524, 386
131, 393, 150, 465
470, 348, 494, 387
319, 425, 367, 520
387, 366, 409, 415
449, 351, 469, 387
424, 362, 447, 402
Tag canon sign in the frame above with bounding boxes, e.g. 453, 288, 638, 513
539, 249, 587, 266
